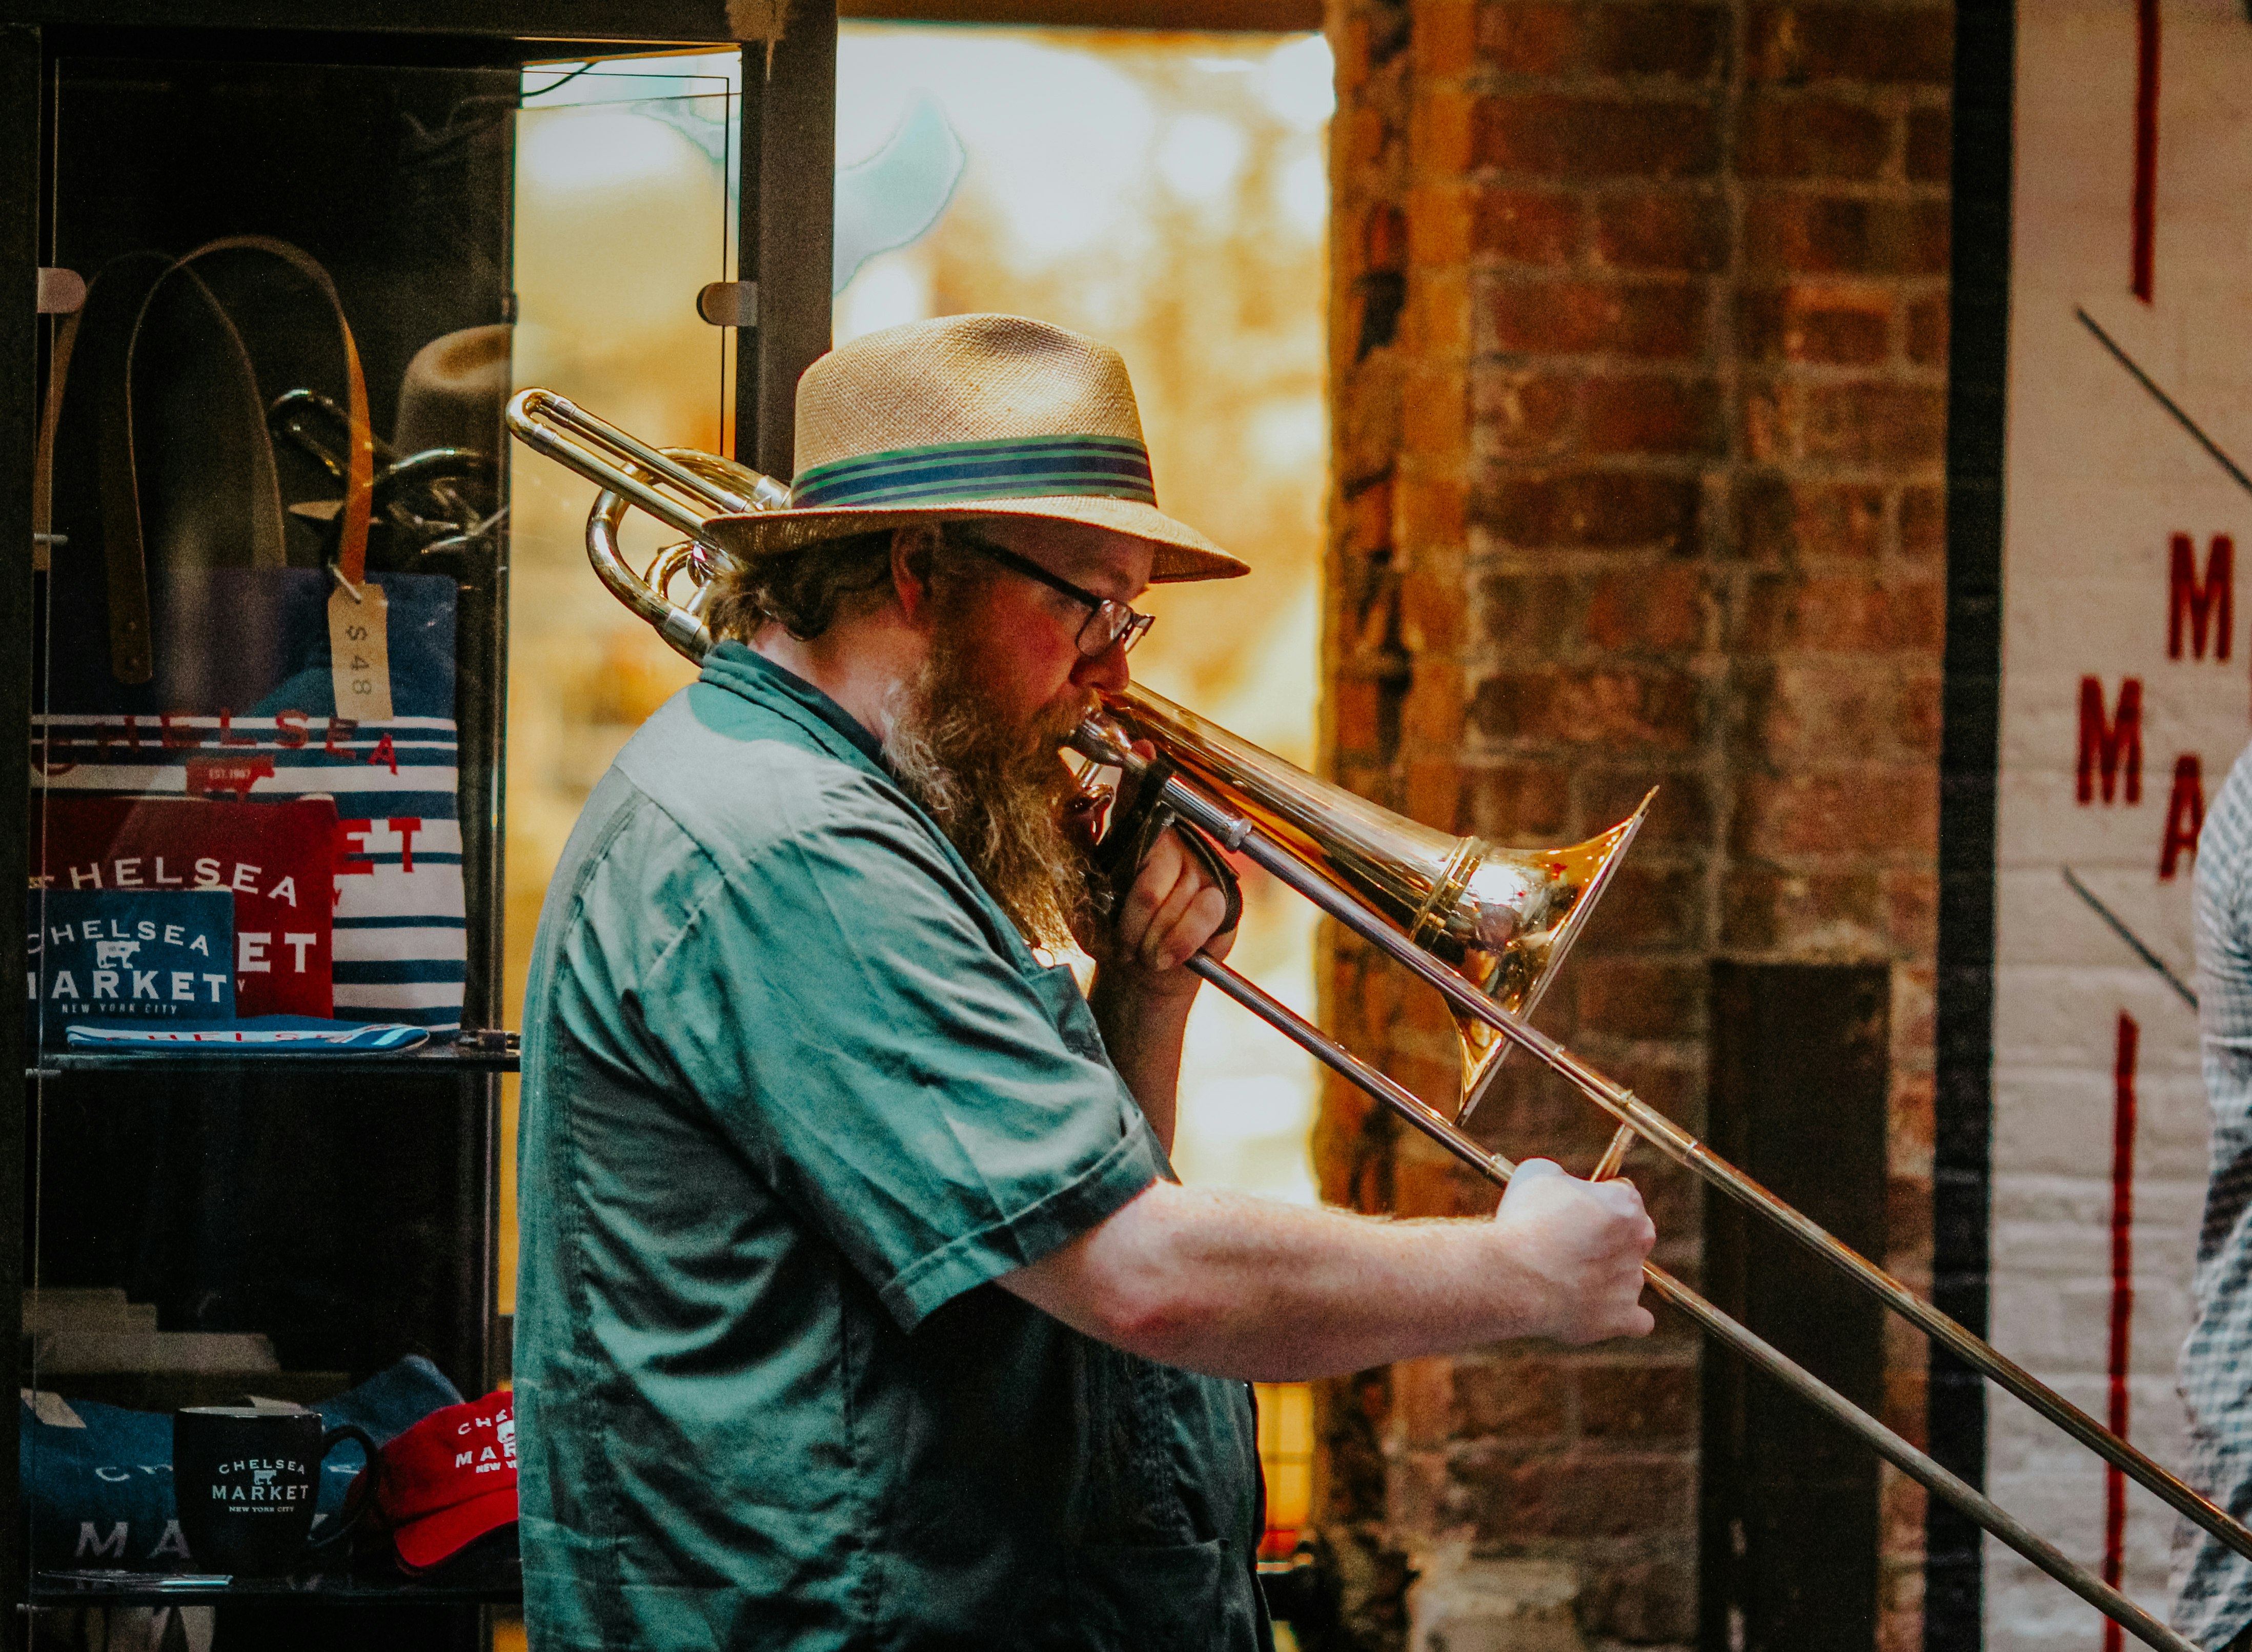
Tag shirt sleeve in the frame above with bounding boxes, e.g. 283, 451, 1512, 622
631, 779, 1166, 1331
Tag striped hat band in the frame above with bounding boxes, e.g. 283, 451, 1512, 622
789, 434, 1157, 510
697, 313, 1245, 582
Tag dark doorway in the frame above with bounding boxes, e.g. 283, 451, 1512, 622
1700, 962, 1891, 1651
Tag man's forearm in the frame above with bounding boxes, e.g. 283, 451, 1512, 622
1096, 1185, 1537, 1379
1003, 1174, 1653, 1381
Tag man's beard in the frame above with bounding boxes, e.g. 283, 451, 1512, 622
880, 622, 1095, 954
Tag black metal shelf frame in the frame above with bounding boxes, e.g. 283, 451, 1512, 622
30, 1576, 522, 1607
29, 1031, 521, 1079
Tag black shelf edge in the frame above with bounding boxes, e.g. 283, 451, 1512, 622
29, 1038, 519, 1078
0, 1, 738, 43
31, 1576, 521, 1607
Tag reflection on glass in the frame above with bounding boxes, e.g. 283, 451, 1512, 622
503, 54, 740, 1310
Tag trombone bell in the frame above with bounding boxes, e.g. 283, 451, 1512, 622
1097, 684, 1651, 1122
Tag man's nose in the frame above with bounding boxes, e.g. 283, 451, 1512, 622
1070, 637, 1131, 694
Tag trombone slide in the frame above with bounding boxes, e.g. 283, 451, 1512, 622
1081, 729, 2251, 1555
1072, 726, 2234, 1652
1182, 953, 2200, 1652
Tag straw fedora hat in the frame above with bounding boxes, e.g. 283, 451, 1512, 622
702, 312, 1248, 582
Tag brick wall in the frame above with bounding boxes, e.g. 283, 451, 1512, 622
1318, 0, 1952, 1645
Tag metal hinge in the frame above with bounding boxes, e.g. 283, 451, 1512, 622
696, 281, 758, 329
37, 267, 85, 315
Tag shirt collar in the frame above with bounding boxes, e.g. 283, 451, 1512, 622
698, 640, 887, 768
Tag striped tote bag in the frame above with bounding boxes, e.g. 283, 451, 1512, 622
33, 570, 468, 1031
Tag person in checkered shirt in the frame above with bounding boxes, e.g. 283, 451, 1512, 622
2178, 744, 2252, 1648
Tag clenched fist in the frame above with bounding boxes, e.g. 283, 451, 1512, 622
1492, 1158, 1657, 1344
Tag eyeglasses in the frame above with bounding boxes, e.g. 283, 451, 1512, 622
951, 529, 1155, 658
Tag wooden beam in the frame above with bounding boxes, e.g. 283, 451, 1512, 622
839, 0, 1323, 31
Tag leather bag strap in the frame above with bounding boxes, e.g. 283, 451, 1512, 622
33, 251, 170, 681
131, 236, 373, 586
32, 238, 375, 685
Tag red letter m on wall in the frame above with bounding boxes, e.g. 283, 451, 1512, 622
2078, 677, 2143, 804
2170, 533, 2234, 660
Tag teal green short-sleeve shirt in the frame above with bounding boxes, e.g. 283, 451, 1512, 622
514, 643, 1270, 1651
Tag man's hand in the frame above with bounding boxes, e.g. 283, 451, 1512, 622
1066, 742, 1237, 1002
1095, 826, 1239, 998
1491, 1159, 1656, 1343
1082, 823, 1237, 1149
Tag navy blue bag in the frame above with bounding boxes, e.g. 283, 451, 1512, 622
26, 889, 235, 1047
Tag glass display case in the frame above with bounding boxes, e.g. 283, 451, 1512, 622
1, 5, 836, 1645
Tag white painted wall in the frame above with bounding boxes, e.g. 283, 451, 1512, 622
1993, 0, 2252, 1641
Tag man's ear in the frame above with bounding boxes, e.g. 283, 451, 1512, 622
889, 524, 942, 626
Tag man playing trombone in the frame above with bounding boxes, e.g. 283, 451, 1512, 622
511, 313, 1656, 1650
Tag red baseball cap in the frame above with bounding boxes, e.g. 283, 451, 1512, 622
368, 1389, 518, 1571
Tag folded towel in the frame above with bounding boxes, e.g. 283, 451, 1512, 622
64, 1016, 429, 1053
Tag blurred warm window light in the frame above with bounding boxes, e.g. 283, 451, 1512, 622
830, 26, 1332, 1209
501, 36, 1332, 1462
501, 52, 742, 1348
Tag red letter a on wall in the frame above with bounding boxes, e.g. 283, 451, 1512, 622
2079, 678, 2144, 804
2160, 754, 2205, 880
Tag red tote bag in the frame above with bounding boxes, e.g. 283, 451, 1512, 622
32, 797, 339, 1019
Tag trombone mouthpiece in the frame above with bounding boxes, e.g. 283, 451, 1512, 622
1068, 712, 1138, 772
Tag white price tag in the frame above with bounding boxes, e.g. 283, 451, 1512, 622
327, 581, 393, 724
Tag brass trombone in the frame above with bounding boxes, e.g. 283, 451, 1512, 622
506, 387, 2245, 1652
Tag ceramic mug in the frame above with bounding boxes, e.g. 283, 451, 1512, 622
172, 1407, 378, 1575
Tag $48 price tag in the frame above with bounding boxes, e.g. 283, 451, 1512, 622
326, 581, 394, 724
